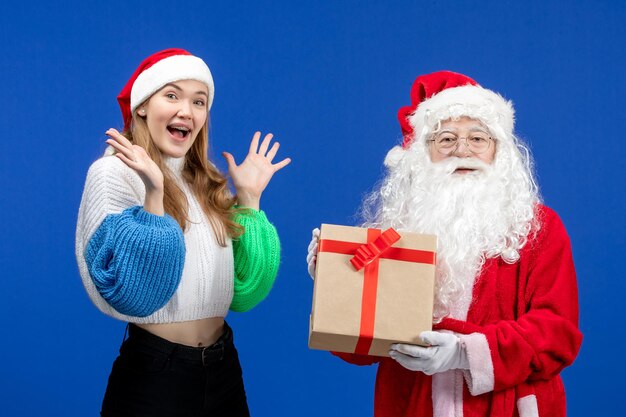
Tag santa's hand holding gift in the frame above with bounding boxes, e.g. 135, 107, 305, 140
306, 71, 582, 417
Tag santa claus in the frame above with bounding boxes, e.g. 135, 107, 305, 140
307, 71, 582, 417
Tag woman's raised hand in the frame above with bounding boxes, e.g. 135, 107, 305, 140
106, 128, 165, 215
222, 132, 291, 210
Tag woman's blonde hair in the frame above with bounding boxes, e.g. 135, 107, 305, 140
123, 108, 243, 246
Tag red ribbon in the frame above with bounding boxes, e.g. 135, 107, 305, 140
318, 228, 436, 355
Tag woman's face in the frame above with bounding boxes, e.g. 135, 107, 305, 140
138, 79, 209, 158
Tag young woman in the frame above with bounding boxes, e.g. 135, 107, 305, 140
76, 48, 290, 417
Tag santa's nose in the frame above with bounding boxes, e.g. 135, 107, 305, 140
452, 139, 472, 157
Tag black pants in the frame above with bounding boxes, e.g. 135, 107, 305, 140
101, 322, 250, 417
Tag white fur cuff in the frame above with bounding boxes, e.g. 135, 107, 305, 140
459, 332, 495, 395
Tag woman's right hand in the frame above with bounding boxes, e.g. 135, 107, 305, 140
106, 128, 165, 215
306, 228, 320, 279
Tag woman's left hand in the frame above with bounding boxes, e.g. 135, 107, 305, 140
222, 131, 291, 210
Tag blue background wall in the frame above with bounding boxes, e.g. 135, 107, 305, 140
1, 1, 624, 415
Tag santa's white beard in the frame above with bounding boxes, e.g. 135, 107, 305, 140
362, 149, 538, 321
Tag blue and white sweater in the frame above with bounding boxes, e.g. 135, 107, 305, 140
76, 155, 257, 323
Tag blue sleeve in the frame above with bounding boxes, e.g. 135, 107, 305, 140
84, 205, 186, 317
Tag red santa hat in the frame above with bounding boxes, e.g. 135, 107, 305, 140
117, 48, 215, 131
385, 71, 515, 168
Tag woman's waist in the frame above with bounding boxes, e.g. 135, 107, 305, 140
137, 317, 226, 347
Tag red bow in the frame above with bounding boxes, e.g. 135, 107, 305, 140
350, 228, 401, 271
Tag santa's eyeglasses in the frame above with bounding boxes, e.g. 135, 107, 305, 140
427, 133, 494, 155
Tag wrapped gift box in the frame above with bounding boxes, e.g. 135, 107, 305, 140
309, 224, 437, 357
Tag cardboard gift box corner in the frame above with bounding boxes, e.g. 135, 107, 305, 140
308, 224, 436, 357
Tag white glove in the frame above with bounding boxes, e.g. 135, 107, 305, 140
306, 228, 320, 279
389, 331, 469, 375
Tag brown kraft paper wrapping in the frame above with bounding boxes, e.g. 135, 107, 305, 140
309, 224, 437, 357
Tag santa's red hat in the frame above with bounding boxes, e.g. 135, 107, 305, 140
117, 48, 215, 130
386, 71, 514, 168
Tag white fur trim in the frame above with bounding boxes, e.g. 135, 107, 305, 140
459, 332, 495, 395
383, 145, 404, 168
407, 85, 514, 143
517, 395, 539, 417
131, 54, 214, 111
432, 370, 464, 417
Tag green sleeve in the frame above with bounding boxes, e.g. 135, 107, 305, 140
230, 208, 281, 312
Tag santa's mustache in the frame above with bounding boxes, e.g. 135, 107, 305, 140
432, 157, 492, 175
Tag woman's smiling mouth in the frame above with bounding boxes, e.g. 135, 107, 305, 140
167, 124, 191, 141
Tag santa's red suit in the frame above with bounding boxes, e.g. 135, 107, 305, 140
334, 205, 582, 417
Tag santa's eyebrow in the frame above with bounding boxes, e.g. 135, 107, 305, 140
437, 126, 490, 134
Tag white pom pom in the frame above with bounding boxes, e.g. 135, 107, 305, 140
501, 248, 520, 264
384, 145, 405, 169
